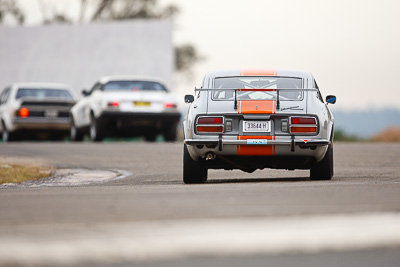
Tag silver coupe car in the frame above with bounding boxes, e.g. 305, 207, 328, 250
0, 83, 76, 142
183, 69, 336, 183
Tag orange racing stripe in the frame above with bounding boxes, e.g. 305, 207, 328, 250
240, 69, 277, 76
238, 100, 276, 114
237, 136, 276, 156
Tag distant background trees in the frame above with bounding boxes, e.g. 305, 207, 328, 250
0, 0, 202, 75
0, 0, 24, 24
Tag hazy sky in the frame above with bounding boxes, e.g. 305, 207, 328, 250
13, 0, 400, 111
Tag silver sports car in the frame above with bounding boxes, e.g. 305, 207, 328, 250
0, 83, 76, 142
183, 69, 336, 183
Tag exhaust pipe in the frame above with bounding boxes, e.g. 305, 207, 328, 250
205, 152, 216, 161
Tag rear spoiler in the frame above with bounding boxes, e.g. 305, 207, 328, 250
20, 98, 75, 107
194, 88, 318, 111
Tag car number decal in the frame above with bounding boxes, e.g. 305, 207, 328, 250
246, 139, 268, 145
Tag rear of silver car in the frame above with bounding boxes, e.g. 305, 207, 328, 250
183, 73, 335, 183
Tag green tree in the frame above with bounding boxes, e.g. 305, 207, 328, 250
87, 0, 179, 21
334, 129, 362, 142
0, 0, 24, 25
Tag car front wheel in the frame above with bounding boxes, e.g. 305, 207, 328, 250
1, 122, 17, 142
70, 117, 84, 142
183, 144, 208, 184
90, 114, 104, 142
310, 144, 333, 180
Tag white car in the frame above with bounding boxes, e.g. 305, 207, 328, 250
183, 69, 336, 183
70, 76, 180, 142
0, 83, 77, 142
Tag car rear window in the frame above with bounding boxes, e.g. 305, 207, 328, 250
16, 88, 73, 100
213, 77, 303, 101
102, 81, 167, 91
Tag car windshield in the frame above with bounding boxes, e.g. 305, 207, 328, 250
16, 88, 73, 100
102, 81, 167, 91
213, 77, 303, 101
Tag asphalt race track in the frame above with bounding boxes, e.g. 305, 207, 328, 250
0, 142, 400, 266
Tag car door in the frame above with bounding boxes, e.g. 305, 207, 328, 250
75, 83, 102, 127
0, 87, 11, 131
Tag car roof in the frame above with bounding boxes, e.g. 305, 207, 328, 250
98, 75, 166, 85
11, 82, 73, 90
204, 69, 313, 80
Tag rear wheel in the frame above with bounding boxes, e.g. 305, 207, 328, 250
145, 133, 157, 142
164, 124, 177, 142
70, 117, 84, 141
310, 145, 333, 180
183, 144, 208, 184
90, 114, 104, 142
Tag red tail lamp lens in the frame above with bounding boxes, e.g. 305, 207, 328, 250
197, 117, 223, 124
165, 102, 177, 108
19, 108, 29, 117
197, 126, 224, 133
108, 101, 119, 107
291, 117, 316, 124
291, 126, 317, 133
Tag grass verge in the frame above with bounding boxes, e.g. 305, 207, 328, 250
0, 164, 51, 184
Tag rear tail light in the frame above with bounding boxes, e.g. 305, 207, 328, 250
197, 117, 223, 124
197, 126, 224, 133
19, 108, 29, 118
291, 126, 318, 133
108, 101, 119, 107
165, 102, 177, 109
291, 117, 316, 125
196, 116, 224, 133
290, 116, 317, 134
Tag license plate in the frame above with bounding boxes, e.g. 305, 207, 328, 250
134, 101, 151, 107
243, 121, 271, 132
44, 110, 58, 118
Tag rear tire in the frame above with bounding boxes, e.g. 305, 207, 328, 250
145, 133, 157, 142
310, 144, 333, 180
164, 124, 177, 142
90, 114, 104, 142
183, 144, 208, 184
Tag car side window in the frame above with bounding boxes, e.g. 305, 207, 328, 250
314, 80, 324, 103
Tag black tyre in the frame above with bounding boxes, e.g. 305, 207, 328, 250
310, 144, 333, 180
70, 117, 84, 142
50, 133, 65, 141
89, 114, 104, 142
164, 124, 177, 142
1, 122, 17, 142
145, 133, 157, 142
183, 144, 207, 184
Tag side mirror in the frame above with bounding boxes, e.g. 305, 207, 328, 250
184, 95, 194, 103
82, 89, 90, 96
326, 95, 336, 104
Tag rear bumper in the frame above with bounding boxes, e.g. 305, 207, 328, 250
98, 111, 181, 136
185, 137, 330, 169
13, 117, 70, 130
185, 138, 330, 150
100, 111, 181, 121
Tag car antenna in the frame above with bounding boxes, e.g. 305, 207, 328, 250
276, 89, 280, 110
234, 89, 237, 110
